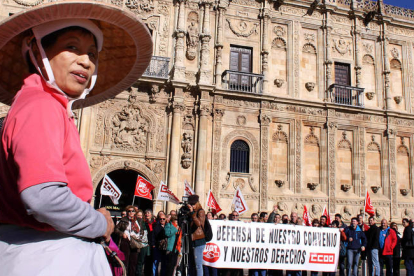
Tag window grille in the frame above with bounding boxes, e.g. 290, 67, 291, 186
230, 140, 250, 173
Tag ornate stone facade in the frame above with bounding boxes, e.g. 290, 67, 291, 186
2, 0, 414, 221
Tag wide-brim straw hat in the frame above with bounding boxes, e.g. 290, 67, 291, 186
0, 0, 153, 109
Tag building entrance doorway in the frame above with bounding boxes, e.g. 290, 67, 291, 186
94, 169, 153, 216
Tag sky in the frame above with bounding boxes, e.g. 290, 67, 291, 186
382, 0, 414, 10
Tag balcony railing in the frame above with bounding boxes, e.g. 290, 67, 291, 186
142, 56, 170, 79
222, 70, 264, 94
329, 84, 365, 107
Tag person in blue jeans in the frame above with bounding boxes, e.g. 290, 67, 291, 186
344, 217, 367, 276
401, 218, 414, 276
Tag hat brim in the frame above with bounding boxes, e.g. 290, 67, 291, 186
0, 1, 153, 109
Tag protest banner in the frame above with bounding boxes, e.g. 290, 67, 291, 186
203, 220, 340, 272
184, 179, 195, 196
157, 181, 180, 204
100, 174, 122, 206
232, 187, 248, 214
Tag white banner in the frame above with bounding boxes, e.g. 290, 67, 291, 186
157, 181, 180, 204
100, 174, 122, 205
184, 179, 195, 196
203, 220, 340, 272
232, 187, 248, 214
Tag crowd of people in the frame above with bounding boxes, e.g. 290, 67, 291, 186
113, 203, 414, 276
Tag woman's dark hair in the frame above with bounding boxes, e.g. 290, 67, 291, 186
259, 212, 268, 219
26, 26, 97, 74
403, 218, 412, 226
312, 219, 319, 226
331, 220, 339, 227
41, 26, 96, 50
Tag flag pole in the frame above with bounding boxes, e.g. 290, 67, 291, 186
363, 189, 367, 222
99, 194, 103, 208
132, 195, 135, 206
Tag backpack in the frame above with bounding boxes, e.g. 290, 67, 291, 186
203, 217, 213, 242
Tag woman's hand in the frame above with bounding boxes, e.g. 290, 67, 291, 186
187, 204, 193, 212
97, 208, 114, 242
123, 233, 128, 239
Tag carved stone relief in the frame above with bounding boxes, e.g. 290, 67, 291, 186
186, 12, 199, 60
338, 131, 352, 150
367, 135, 381, 152
303, 43, 316, 54
272, 37, 287, 50
332, 37, 352, 56
363, 42, 373, 53
226, 19, 259, 38
272, 124, 288, 143
304, 126, 320, 146
363, 54, 375, 65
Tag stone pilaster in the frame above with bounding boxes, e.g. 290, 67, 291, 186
211, 108, 225, 198
173, 0, 186, 81
387, 126, 398, 219
260, 113, 271, 210
295, 120, 302, 193
167, 97, 185, 211
359, 127, 366, 197
195, 102, 211, 204
327, 118, 337, 214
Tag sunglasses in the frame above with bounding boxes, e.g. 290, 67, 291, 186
159, 218, 166, 221
127, 210, 136, 213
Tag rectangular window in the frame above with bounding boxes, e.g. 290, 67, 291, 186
229, 46, 253, 91
334, 62, 351, 105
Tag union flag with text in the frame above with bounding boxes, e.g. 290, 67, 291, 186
206, 190, 222, 213
134, 176, 155, 200
365, 190, 375, 216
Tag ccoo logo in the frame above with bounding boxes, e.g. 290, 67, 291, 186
203, 243, 221, 263
309, 253, 335, 264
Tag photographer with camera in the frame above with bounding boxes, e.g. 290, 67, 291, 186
186, 194, 207, 276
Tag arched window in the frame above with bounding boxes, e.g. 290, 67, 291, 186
230, 140, 250, 173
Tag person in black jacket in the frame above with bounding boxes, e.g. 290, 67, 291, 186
366, 216, 380, 276
390, 222, 401, 276
401, 218, 414, 276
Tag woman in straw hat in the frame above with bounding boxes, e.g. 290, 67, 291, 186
0, 1, 152, 275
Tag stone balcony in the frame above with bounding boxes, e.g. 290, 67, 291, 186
329, 84, 365, 108
222, 70, 264, 94
142, 56, 170, 79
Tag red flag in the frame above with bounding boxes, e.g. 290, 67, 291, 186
322, 206, 331, 225
365, 190, 375, 216
206, 190, 222, 213
134, 176, 155, 200
303, 205, 311, 226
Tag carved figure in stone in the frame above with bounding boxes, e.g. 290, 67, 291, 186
277, 202, 288, 212
333, 38, 351, 56
402, 208, 414, 219
181, 132, 193, 169
311, 204, 322, 218
186, 22, 198, 60
112, 106, 148, 151
343, 206, 352, 220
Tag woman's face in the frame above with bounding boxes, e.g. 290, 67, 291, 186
137, 211, 143, 219
127, 208, 136, 220
44, 30, 97, 97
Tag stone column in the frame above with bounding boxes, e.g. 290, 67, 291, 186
199, 1, 212, 85
215, 5, 225, 87
195, 103, 211, 204
327, 112, 337, 214
260, 8, 270, 93
354, 28, 362, 87
259, 113, 271, 210
167, 98, 185, 211
382, 30, 392, 110
323, 12, 333, 100
173, 0, 186, 81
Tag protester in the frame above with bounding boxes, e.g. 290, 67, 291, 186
153, 212, 168, 276
312, 219, 320, 227
344, 217, 367, 276
144, 209, 156, 276
336, 214, 347, 228
207, 211, 214, 220
188, 195, 207, 276
259, 212, 269, 222
282, 214, 289, 224
378, 219, 397, 276
268, 205, 279, 224
366, 216, 380, 276
390, 222, 401, 276
164, 214, 179, 276
290, 212, 298, 225
251, 213, 259, 222
401, 218, 414, 276
218, 213, 227, 220
320, 215, 329, 227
